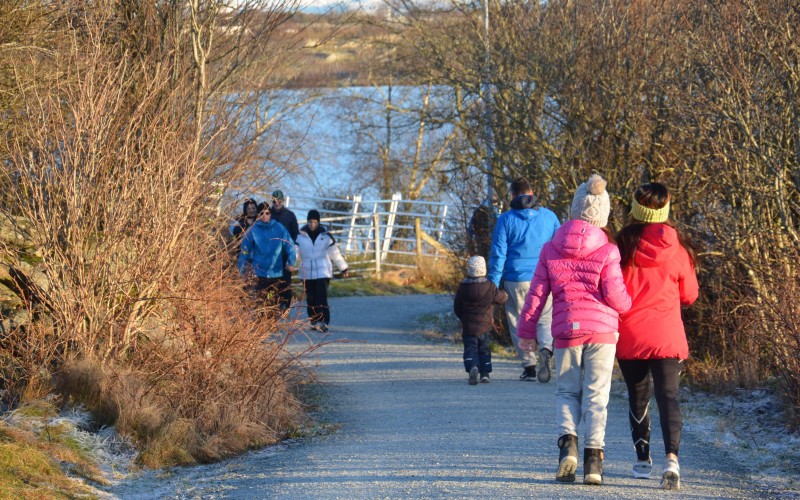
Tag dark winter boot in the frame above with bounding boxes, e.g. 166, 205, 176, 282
556, 434, 579, 482
583, 448, 604, 485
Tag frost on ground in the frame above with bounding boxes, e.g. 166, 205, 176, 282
5, 403, 139, 486
681, 386, 800, 498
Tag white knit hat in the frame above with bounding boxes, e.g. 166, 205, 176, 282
570, 174, 611, 228
467, 256, 487, 278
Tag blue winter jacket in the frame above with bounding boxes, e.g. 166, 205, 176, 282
237, 219, 297, 278
488, 195, 560, 286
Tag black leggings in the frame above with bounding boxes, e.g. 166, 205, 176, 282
618, 358, 683, 459
304, 278, 331, 325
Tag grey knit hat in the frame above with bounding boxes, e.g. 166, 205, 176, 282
467, 256, 487, 278
570, 174, 610, 228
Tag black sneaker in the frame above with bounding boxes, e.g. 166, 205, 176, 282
537, 349, 552, 383
469, 367, 479, 385
319, 324, 329, 333
480, 373, 490, 384
519, 366, 537, 381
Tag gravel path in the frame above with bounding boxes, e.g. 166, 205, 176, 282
111, 294, 764, 499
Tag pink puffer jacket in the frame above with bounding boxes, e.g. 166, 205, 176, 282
518, 220, 631, 348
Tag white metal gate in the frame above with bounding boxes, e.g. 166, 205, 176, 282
273, 193, 455, 275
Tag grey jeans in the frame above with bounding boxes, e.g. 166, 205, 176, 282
554, 342, 617, 449
503, 280, 553, 368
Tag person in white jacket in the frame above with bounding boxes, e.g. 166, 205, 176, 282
297, 210, 349, 332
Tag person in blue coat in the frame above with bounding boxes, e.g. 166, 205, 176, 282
488, 176, 560, 383
238, 203, 297, 313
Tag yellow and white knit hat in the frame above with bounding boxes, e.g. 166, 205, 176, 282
631, 199, 670, 223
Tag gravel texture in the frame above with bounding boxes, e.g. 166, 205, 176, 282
111, 294, 768, 499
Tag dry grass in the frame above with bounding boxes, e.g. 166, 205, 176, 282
56, 269, 313, 467
0, 415, 102, 498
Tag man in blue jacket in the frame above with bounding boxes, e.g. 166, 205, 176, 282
238, 204, 297, 313
488, 177, 560, 383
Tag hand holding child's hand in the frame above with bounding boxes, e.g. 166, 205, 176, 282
519, 337, 537, 352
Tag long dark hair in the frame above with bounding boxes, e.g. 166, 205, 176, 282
241, 198, 258, 216
617, 183, 699, 269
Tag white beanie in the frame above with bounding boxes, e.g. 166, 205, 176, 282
570, 174, 610, 228
466, 256, 487, 278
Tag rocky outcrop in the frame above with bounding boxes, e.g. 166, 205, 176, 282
1, 214, 45, 330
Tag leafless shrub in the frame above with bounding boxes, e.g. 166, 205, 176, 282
1, 0, 321, 464
388, 0, 800, 422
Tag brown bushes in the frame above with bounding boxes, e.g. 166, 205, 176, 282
57, 272, 312, 466
0, 0, 315, 467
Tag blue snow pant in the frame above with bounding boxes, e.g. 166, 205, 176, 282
463, 332, 492, 375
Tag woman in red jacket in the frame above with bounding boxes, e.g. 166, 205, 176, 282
616, 183, 699, 491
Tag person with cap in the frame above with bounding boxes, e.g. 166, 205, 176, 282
296, 209, 348, 332
615, 182, 699, 490
238, 203, 297, 315
517, 174, 632, 486
488, 176, 560, 383
453, 255, 508, 385
270, 189, 299, 312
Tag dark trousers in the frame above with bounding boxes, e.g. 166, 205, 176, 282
278, 269, 293, 310
618, 358, 683, 459
304, 278, 331, 325
463, 332, 492, 375
253, 277, 284, 316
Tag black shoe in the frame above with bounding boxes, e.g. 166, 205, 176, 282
519, 366, 537, 381
583, 448, 604, 485
556, 434, 578, 482
537, 348, 552, 383
319, 324, 329, 333
469, 367, 479, 385
480, 373, 490, 384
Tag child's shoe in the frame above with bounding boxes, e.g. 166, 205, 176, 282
519, 365, 537, 381
660, 458, 680, 490
468, 366, 479, 385
480, 373, 490, 383
537, 348, 552, 383
583, 448, 604, 485
632, 458, 652, 479
555, 434, 578, 482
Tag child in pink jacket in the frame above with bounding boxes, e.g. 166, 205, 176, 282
518, 174, 631, 486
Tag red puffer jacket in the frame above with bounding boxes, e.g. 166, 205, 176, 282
517, 220, 631, 348
617, 223, 699, 360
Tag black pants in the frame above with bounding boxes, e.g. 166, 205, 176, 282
304, 278, 331, 325
463, 332, 492, 375
278, 269, 293, 310
618, 358, 683, 459
253, 277, 284, 316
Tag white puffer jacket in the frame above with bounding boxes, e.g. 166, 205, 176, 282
296, 226, 348, 280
